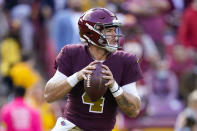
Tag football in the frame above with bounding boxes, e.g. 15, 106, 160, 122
84, 62, 108, 102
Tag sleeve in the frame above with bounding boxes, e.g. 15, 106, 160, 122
54, 46, 72, 76
122, 82, 141, 100
121, 54, 143, 86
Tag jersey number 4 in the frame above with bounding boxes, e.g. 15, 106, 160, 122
82, 92, 105, 113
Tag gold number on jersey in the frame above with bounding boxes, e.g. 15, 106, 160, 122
82, 92, 105, 113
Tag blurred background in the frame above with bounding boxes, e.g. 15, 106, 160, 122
0, 0, 197, 131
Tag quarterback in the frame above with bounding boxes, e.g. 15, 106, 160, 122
44, 8, 143, 131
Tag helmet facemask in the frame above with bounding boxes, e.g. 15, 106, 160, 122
95, 21, 124, 52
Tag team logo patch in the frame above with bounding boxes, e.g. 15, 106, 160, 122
61, 121, 66, 126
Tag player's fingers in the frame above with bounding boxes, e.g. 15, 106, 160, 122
102, 65, 113, 76
86, 65, 96, 70
102, 69, 112, 76
105, 80, 114, 86
102, 75, 113, 80
82, 74, 87, 80
83, 70, 92, 74
102, 65, 110, 71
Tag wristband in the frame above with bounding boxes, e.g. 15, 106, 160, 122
67, 73, 79, 87
110, 82, 123, 97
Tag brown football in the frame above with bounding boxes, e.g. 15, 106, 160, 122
84, 62, 108, 102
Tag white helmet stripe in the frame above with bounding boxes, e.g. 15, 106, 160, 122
83, 35, 97, 46
83, 35, 117, 52
85, 23, 102, 35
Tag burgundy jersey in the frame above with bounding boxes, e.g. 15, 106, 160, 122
55, 44, 143, 131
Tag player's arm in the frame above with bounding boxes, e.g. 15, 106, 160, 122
44, 70, 75, 103
112, 82, 141, 118
102, 65, 141, 118
44, 61, 97, 103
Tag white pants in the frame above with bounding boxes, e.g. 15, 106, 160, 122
51, 117, 76, 131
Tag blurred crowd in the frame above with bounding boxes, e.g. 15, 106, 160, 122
0, 0, 197, 131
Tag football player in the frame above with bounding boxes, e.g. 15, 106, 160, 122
44, 8, 143, 131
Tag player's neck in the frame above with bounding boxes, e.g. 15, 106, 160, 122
88, 45, 108, 61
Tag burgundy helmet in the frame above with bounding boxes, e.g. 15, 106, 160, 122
78, 8, 123, 52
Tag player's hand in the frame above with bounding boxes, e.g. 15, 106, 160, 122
101, 65, 115, 88
76, 61, 99, 81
